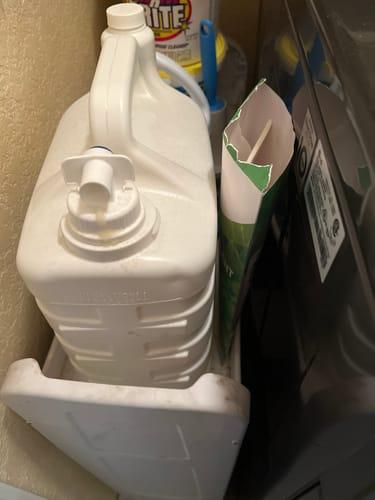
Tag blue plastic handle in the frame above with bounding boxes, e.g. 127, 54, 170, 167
200, 19, 224, 112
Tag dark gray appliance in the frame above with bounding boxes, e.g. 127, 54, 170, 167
238, 1, 375, 498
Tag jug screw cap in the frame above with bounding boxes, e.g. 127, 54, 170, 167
107, 4, 145, 31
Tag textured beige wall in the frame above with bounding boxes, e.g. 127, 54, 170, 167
0, 1, 116, 499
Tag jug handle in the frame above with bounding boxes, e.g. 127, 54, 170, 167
89, 34, 137, 152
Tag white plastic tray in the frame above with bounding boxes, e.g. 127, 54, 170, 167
1, 328, 249, 500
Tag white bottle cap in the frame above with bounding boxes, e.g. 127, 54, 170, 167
106, 4, 145, 31
60, 148, 159, 259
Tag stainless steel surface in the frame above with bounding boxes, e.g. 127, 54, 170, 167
240, 0, 375, 498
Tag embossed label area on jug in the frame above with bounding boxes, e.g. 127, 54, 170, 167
78, 290, 149, 305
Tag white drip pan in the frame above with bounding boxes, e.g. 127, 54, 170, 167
1, 328, 249, 500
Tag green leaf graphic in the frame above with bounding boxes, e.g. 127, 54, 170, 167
219, 213, 254, 358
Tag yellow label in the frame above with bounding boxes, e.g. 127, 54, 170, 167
129, 0, 192, 42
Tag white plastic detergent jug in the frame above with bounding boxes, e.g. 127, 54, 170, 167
17, 3, 217, 388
